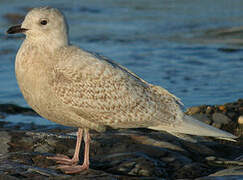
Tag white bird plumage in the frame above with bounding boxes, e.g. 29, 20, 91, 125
7, 7, 237, 174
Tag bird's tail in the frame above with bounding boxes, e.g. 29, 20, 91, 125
149, 115, 237, 142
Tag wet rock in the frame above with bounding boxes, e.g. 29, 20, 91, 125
218, 105, 226, 112
0, 174, 20, 180
210, 167, 243, 176
108, 156, 166, 177
186, 106, 201, 115
130, 134, 186, 152
0, 99, 242, 179
192, 114, 211, 125
239, 107, 243, 114
0, 127, 240, 179
206, 156, 243, 166
212, 113, 232, 127
212, 122, 222, 129
196, 175, 243, 180
0, 131, 11, 154
174, 162, 212, 179
205, 106, 214, 115
205, 156, 216, 161
180, 141, 215, 156
238, 116, 243, 125
0, 104, 38, 116
185, 98, 243, 137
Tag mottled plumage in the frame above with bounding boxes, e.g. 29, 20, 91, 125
52, 46, 183, 130
7, 7, 236, 174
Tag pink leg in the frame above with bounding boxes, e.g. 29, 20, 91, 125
57, 129, 90, 174
47, 128, 83, 165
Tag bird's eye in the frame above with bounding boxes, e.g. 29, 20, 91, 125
40, 19, 48, 25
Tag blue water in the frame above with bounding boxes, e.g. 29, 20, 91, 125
0, 0, 243, 125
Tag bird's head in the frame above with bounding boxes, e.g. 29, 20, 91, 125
7, 7, 69, 49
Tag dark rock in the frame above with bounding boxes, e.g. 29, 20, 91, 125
0, 127, 241, 179
196, 175, 243, 180
205, 106, 214, 115
180, 141, 215, 156
0, 131, 11, 154
226, 112, 237, 120
174, 162, 213, 179
239, 107, 243, 114
0, 174, 20, 180
0, 99, 242, 179
209, 166, 243, 176
212, 113, 232, 125
0, 104, 38, 116
212, 122, 222, 129
192, 114, 211, 125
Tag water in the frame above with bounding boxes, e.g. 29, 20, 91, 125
0, 0, 243, 126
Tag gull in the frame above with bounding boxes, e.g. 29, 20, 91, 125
7, 7, 237, 174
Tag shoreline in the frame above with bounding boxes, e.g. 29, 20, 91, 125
0, 100, 242, 179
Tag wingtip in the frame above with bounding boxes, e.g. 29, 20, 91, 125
216, 136, 238, 142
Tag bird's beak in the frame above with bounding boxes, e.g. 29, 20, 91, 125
6, 24, 28, 34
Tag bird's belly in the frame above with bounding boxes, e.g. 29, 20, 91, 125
16, 68, 78, 127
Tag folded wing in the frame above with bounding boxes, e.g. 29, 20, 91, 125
52, 46, 182, 129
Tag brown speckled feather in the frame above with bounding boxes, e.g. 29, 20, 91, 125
52, 46, 183, 129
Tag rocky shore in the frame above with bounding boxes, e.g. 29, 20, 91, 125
0, 100, 242, 180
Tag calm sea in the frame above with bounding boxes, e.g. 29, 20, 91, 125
0, 0, 243, 125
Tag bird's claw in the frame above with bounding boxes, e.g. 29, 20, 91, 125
57, 164, 89, 174
47, 154, 79, 165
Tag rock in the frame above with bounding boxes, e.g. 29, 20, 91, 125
0, 174, 20, 180
226, 112, 236, 119
0, 99, 242, 179
0, 131, 10, 154
196, 175, 243, 180
210, 167, 243, 176
180, 141, 215, 156
0, 104, 38, 116
238, 116, 243, 125
212, 122, 222, 129
192, 114, 211, 125
205, 106, 214, 115
34, 143, 54, 153
130, 134, 186, 152
115, 157, 165, 177
218, 105, 226, 112
0, 126, 241, 179
212, 113, 231, 125
205, 156, 216, 161
239, 107, 243, 114
173, 163, 212, 179
186, 106, 201, 115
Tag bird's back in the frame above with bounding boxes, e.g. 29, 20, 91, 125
52, 46, 183, 129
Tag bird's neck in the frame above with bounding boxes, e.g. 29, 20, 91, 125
25, 34, 69, 54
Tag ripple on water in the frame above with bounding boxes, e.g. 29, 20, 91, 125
0, 0, 243, 125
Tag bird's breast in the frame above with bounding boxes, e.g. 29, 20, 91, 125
15, 42, 59, 120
